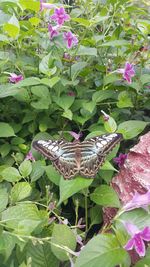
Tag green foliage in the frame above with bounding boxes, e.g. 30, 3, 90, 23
0, 0, 150, 266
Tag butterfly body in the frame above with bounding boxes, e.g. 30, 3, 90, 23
32, 133, 122, 179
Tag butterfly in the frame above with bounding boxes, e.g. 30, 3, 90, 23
32, 133, 122, 179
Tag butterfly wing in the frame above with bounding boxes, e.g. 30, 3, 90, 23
79, 133, 123, 178
32, 139, 80, 179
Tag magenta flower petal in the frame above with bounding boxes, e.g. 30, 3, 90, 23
51, 7, 70, 25
124, 238, 134, 250
69, 131, 82, 141
9, 73, 23, 83
48, 24, 59, 40
140, 227, 150, 241
134, 235, 145, 257
40, 1, 56, 11
113, 153, 127, 168
63, 31, 78, 49
116, 62, 135, 83
25, 151, 35, 161
123, 191, 150, 211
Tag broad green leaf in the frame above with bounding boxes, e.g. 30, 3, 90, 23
117, 91, 133, 108
118, 120, 149, 139
0, 182, 9, 212
30, 161, 45, 182
140, 74, 150, 85
2, 167, 21, 182
92, 90, 116, 102
62, 109, 73, 120
75, 234, 130, 267
0, 232, 16, 261
0, 122, 15, 137
119, 209, 150, 230
90, 185, 120, 208
100, 40, 129, 47
101, 160, 117, 171
44, 165, 60, 186
39, 53, 57, 76
2, 203, 48, 235
41, 77, 60, 88
10, 182, 32, 204
51, 224, 76, 261
11, 77, 41, 88
26, 241, 59, 267
71, 61, 87, 80
29, 17, 41, 26
83, 101, 96, 113
31, 86, 51, 109
78, 46, 97, 56
0, 143, 11, 158
54, 95, 75, 110
3, 14, 20, 38
72, 18, 91, 27
103, 73, 119, 85
89, 205, 103, 228
20, 0, 40, 11
58, 176, 93, 205
104, 117, 117, 133
0, 84, 21, 98
19, 160, 32, 177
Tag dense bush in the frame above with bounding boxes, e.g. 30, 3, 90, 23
0, 0, 150, 266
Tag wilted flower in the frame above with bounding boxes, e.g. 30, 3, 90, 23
63, 52, 71, 60
63, 31, 78, 49
51, 7, 70, 25
114, 153, 127, 168
9, 73, 23, 83
25, 151, 35, 161
124, 222, 150, 257
67, 91, 75, 97
123, 191, 150, 212
101, 110, 110, 121
69, 131, 82, 141
40, 0, 56, 11
48, 24, 59, 39
117, 62, 135, 83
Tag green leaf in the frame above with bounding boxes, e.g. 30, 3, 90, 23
0, 143, 11, 158
71, 61, 87, 80
11, 77, 41, 88
103, 73, 119, 85
2, 203, 48, 235
3, 14, 20, 38
54, 95, 75, 110
0, 182, 9, 212
58, 176, 93, 205
26, 241, 59, 267
100, 39, 129, 47
104, 116, 117, 133
2, 167, 21, 182
89, 205, 103, 227
30, 161, 45, 182
140, 74, 150, 85
83, 101, 96, 113
62, 109, 73, 120
0, 122, 15, 137
20, 0, 40, 11
10, 182, 32, 204
41, 77, 60, 88
31, 86, 51, 110
101, 160, 117, 171
117, 91, 133, 108
19, 160, 32, 177
39, 53, 57, 76
92, 90, 116, 102
0, 232, 16, 261
77, 45, 97, 56
44, 165, 60, 186
90, 185, 120, 208
75, 234, 130, 267
51, 224, 76, 261
72, 18, 91, 27
0, 84, 21, 98
118, 120, 149, 139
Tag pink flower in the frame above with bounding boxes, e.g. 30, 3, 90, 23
51, 7, 70, 25
25, 151, 35, 162
40, 0, 56, 11
117, 62, 135, 83
124, 222, 150, 257
48, 24, 59, 39
123, 191, 150, 212
9, 73, 23, 83
113, 153, 127, 168
69, 131, 82, 141
101, 110, 110, 121
63, 31, 78, 49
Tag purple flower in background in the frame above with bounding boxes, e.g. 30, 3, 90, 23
101, 110, 110, 121
117, 62, 135, 83
69, 131, 82, 141
63, 31, 78, 49
51, 7, 70, 25
114, 153, 127, 168
123, 191, 150, 212
9, 73, 23, 83
25, 151, 35, 162
67, 91, 75, 97
40, 0, 56, 11
48, 24, 59, 39
124, 222, 150, 257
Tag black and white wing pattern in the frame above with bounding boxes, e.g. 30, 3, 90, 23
32, 133, 122, 179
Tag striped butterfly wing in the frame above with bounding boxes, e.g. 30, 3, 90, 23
32, 133, 122, 179
79, 133, 122, 178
